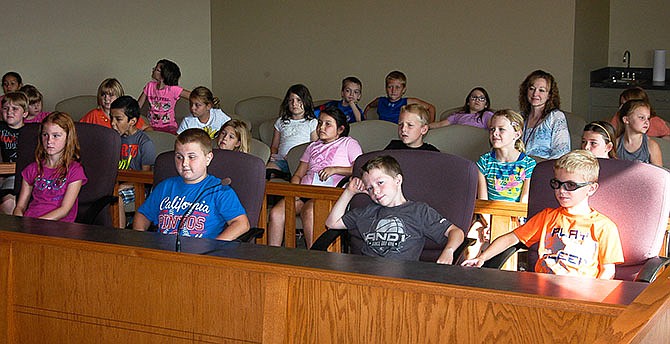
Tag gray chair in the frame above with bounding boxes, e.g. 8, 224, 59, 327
284, 142, 310, 176
234, 96, 282, 139
144, 130, 177, 158
651, 137, 670, 170
313, 99, 334, 107
425, 124, 490, 162
438, 106, 463, 122
249, 138, 271, 163
54, 95, 98, 121
349, 120, 397, 153
258, 117, 277, 146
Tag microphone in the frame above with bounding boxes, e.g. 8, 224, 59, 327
175, 177, 232, 252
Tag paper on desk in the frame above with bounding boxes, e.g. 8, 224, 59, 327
312, 173, 334, 187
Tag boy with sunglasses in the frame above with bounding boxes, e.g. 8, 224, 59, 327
463, 150, 623, 279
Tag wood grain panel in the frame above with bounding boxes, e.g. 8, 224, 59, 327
286, 275, 622, 344
1, 224, 668, 343
10, 241, 264, 343
13, 312, 250, 344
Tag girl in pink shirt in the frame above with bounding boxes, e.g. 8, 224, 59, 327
138, 59, 190, 134
268, 106, 362, 248
14, 112, 87, 223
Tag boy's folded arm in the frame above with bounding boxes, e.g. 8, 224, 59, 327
132, 212, 152, 231
325, 187, 360, 230
216, 214, 250, 241
363, 98, 379, 112
350, 103, 363, 122
408, 97, 436, 122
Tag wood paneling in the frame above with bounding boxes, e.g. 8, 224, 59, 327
0, 220, 668, 343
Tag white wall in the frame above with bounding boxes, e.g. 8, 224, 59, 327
608, 0, 670, 67
212, 0, 576, 115
0, 1, 212, 111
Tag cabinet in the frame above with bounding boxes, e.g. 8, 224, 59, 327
590, 88, 670, 122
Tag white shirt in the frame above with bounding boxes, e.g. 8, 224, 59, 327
177, 108, 231, 138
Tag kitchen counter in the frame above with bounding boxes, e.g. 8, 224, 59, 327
590, 67, 670, 90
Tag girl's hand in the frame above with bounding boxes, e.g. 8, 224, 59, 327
269, 154, 282, 162
345, 177, 366, 194
318, 167, 336, 181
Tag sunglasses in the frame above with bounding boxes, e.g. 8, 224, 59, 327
549, 178, 593, 191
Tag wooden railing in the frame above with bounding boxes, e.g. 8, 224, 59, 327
0, 163, 15, 175
258, 182, 344, 251
111, 170, 153, 228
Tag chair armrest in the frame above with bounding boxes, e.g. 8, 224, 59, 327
79, 195, 118, 225
335, 176, 351, 188
452, 238, 476, 265
311, 229, 347, 251
235, 227, 265, 243
481, 243, 526, 269
634, 256, 670, 283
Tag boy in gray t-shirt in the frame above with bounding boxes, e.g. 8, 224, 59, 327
325, 155, 463, 263
110, 96, 156, 228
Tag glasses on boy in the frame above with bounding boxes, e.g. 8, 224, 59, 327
549, 178, 593, 191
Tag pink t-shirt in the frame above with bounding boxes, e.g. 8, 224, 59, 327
24, 111, 50, 124
22, 161, 88, 223
299, 136, 362, 187
143, 80, 183, 134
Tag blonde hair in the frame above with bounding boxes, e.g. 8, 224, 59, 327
189, 86, 221, 108
490, 109, 526, 153
554, 149, 599, 183
97, 78, 124, 107
400, 103, 429, 126
218, 119, 250, 153
35, 112, 81, 179
2, 92, 29, 112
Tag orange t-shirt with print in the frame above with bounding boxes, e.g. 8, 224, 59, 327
514, 207, 624, 278
80, 108, 146, 130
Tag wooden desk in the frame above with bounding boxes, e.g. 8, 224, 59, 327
0, 214, 666, 343
110, 169, 153, 227
0, 162, 15, 175
259, 181, 344, 250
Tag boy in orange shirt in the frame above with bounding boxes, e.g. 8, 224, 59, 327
463, 150, 624, 279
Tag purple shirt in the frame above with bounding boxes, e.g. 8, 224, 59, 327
22, 161, 87, 223
446, 110, 494, 129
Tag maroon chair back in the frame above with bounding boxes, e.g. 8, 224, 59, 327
153, 149, 266, 227
527, 158, 670, 280
349, 150, 478, 262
